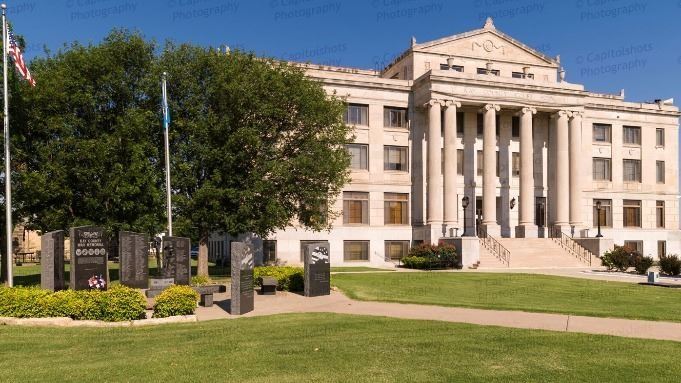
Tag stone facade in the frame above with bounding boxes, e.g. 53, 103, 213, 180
210, 18, 680, 266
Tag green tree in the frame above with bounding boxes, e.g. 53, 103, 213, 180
12, 30, 165, 236
158, 44, 351, 273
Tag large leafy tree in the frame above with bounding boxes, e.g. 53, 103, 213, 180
158, 44, 351, 273
3, 30, 350, 278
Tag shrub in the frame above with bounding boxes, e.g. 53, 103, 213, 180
153, 285, 199, 318
191, 275, 215, 286
0, 286, 146, 321
631, 255, 654, 275
401, 244, 459, 270
254, 266, 304, 291
600, 246, 632, 272
659, 254, 681, 276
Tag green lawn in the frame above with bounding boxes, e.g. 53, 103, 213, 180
12, 259, 230, 287
332, 272, 681, 322
331, 266, 395, 273
1, 313, 679, 382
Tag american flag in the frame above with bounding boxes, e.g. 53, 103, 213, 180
6, 28, 35, 87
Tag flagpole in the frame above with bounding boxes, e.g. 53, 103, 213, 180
162, 72, 172, 237
1, 3, 12, 287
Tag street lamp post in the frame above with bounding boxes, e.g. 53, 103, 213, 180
595, 201, 603, 238
461, 196, 470, 237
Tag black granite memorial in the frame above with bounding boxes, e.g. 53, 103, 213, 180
69, 226, 108, 290
230, 242, 254, 315
304, 241, 330, 297
162, 236, 191, 285
119, 231, 149, 289
40, 230, 65, 291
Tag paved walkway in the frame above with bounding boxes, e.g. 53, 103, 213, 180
196, 290, 681, 343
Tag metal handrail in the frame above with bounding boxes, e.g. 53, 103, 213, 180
548, 226, 593, 266
477, 226, 510, 267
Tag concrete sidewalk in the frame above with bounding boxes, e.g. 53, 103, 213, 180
196, 290, 681, 343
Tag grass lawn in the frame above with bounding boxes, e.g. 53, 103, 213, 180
332, 272, 681, 322
12, 259, 230, 287
331, 266, 395, 273
1, 313, 680, 382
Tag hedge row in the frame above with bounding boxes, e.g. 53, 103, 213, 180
0, 285, 146, 322
254, 266, 304, 291
401, 244, 460, 270
153, 285, 199, 318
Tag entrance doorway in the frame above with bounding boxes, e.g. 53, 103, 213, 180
535, 197, 546, 227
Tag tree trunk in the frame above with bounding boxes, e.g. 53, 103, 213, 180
197, 237, 209, 277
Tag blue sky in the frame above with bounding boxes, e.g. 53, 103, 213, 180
8, 0, 681, 105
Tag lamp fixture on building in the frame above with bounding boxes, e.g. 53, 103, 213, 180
510, 197, 516, 210
595, 200, 603, 238
461, 196, 470, 237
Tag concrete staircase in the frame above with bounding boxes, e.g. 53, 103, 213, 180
477, 238, 590, 269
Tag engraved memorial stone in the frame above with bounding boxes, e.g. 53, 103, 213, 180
163, 236, 191, 285
70, 226, 108, 290
119, 231, 149, 289
231, 242, 254, 315
41, 230, 65, 291
304, 241, 330, 297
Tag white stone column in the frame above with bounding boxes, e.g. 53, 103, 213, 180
515, 107, 537, 238
482, 104, 500, 236
426, 99, 443, 225
554, 110, 570, 229
443, 100, 461, 229
569, 111, 583, 229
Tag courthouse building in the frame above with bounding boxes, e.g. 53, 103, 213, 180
210, 18, 680, 267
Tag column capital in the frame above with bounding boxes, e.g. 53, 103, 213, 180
551, 110, 570, 119
424, 99, 445, 108
516, 107, 537, 116
480, 103, 500, 113
444, 100, 462, 108
569, 110, 584, 119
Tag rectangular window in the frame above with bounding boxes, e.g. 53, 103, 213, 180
384, 193, 409, 225
623, 126, 641, 145
457, 149, 464, 175
512, 152, 520, 177
344, 104, 369, 126
593, 199, 612, 228
343, 192, 369, 225
656, 161, 665, 184
623, 200, 641, 228
623, 240, 643, 254
511, 116, 520, 138
384, 107, 407, 128
656, 201, 665, 228
512, 72, 534, 79
439, 63, 449, 70
451, 65, 464, 72
477, 68, 499, 76
263, 240, 277, 265
592, 158, 612, 181
477, 150, 483, 176
347, 144, 368, 170
623, 159, 641, 182
344, 241, 369, 261
385, 241, 409, 261
656, 128, 665, 147
384, 146, 408, 171
658, 241, 667, 258
593, 124, 611, 143
456, 112, 464, 134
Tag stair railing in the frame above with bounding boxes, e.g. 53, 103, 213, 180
476, 226, 510, 267
547, 226, 593, 266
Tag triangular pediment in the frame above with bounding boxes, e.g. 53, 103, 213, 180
414, 22, 558, 67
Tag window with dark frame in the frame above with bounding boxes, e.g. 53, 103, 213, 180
344, 241, 369, 261
384, 241, 409, 261
623, 126, 641, 145
658, 241, 667, 258
347, 144, 368, 170
384, 193, 409, 225
623, 200, 641, 227
623, 159, 641, 182
384, 146, 408, 171
656, 201, 665, 228
592, 199, 612, 227
592, 158, 612, 181
344, 104, 369, 126
343, 192, 369, 225
384, 107, 408, 129
657, 161, 665, 184
512, 152, 520, 177
593, 124, 611, 143
656, 128, 665, 147
623, 240, 643, 254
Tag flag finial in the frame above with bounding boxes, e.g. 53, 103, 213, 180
1, 4, 6, 10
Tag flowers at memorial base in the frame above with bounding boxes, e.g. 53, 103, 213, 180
88, 274, 106, 290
